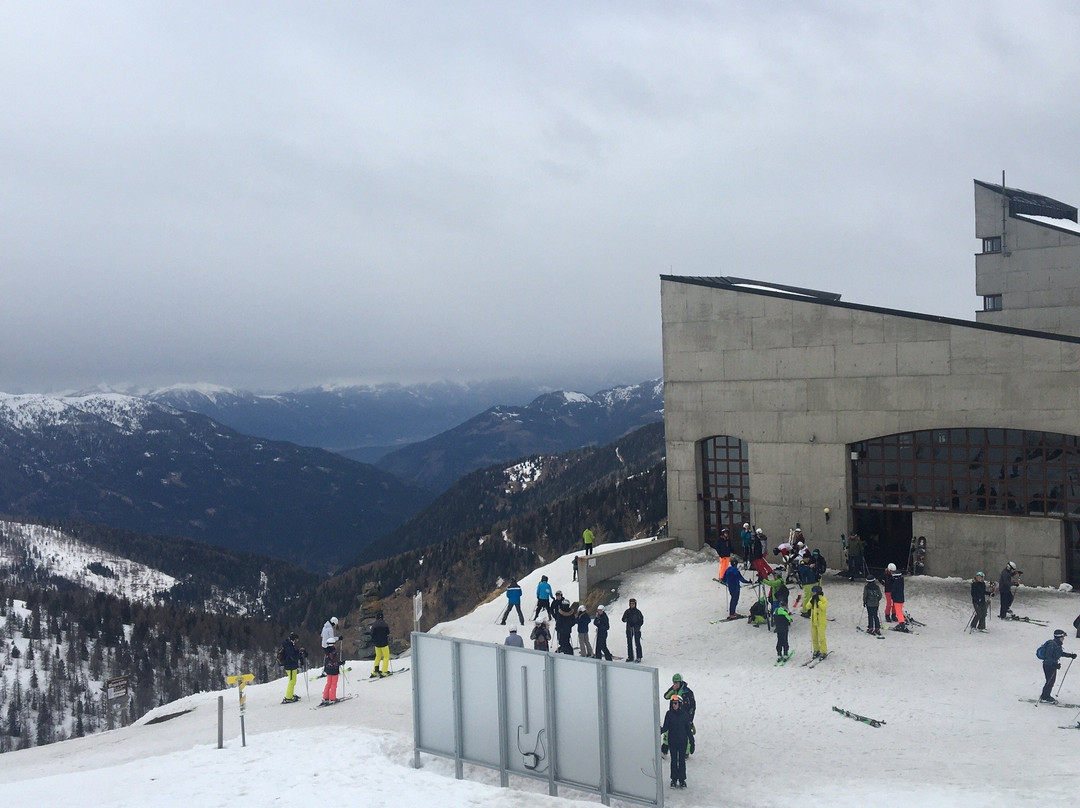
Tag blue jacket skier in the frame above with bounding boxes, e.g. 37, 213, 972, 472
1040, 629, 1078, 703
721, 564, 750, 618
500, 580, 524, 625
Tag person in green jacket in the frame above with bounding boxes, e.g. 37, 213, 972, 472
583, 527, 595, 555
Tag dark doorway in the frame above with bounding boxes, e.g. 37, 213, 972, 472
1066, 521, 1080, 590
853, 509, 912, 576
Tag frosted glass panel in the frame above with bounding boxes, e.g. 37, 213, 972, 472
414, 633, 455, 755
552, 655, 601, 789
606, 663, 661, 800
502, 648, 550, 776
459, 641, 500, 765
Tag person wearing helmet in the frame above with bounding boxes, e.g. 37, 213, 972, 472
660, 693, 693, 788
970, 572, 990, 632
321, 616, 340, 648
796, 555, 819, 617
499, 579, 525, 626
755, 527, 768, 559
622, 598, 644, 662
740, 523, 755, 570
530, 618, 551, 651
721, 560, 751, 619
883, 563, 898, 623
713, 527, 733, 582
999, 562, 1021, 620
370, 610, 391, 678
279, 631, 307, 704
533, 574, 554, 621
863, 575, 882, 636
576, 605, 594, 657
504, 626, 525, 647
1038, 629, 1078, 703
809, 584, 829, 659
592, 605, 613, 660
889, 565, 909, 631
663, 673, 697, 725
810, 548, 828, 579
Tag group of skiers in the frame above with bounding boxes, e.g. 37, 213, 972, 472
505, 580, 646, 663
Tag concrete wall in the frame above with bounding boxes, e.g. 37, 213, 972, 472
576, 538, 679, 603
910, 511, 1063, 584
661, 276, 1080, 588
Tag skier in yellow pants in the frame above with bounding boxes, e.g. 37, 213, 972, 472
370, 611, 392, 678
809, 585, 828, 659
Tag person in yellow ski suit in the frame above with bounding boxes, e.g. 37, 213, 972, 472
809, 585, 828, 658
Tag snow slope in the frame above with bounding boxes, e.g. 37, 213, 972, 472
1, 544, 1078, 806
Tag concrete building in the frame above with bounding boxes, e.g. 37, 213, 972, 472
661, 181, 1080, 588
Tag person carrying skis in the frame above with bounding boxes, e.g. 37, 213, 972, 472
970, 571, 989, 632
499, 579, 525, 625
533, 575, 554, 620
660, 694, 693, 788
279, 632, 307, 703
774, 604, 792, 662
530, 619, 551, 651
622, 598, 644, 662
1038, 629, 1078, 704
663, 673, 697, 728
576, 605, 594, 657
721, 562, 750, 619
369, 610, 391, 678
593, 605, 613, 660
863, 575, 882, 636
809, 585, 828, 659
320, 642, 341, 706
796, 557, 818, 617
998, 562, 1021, 619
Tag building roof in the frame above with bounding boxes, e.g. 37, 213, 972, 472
974, 179, 1078, 222
660, 274, 1080, 345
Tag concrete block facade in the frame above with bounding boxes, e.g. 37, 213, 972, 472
661, 275, 1080, 587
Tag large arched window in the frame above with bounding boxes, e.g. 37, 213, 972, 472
701, 435, 749, 539
850, 428, 1080, 518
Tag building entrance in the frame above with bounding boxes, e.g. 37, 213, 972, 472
852, 509, 912, 576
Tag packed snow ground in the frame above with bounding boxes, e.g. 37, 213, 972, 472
1, 543, 1079, 806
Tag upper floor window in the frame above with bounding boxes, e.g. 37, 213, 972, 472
982, 236, 1002, 254
983, 294, 1003, 312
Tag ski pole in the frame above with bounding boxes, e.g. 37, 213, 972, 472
965, 609, 975, 634
302, 657, 310, 700
1056, 657, 1074, 698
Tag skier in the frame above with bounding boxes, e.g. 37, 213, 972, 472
593, 605, 613, 661
740, 523, 755, 569
774, 604, 792, 662
369, 610, 391, 678
321, 616, 339, 648
762, 569, 787, 612
883, 563, 897, 622
1038, 629, 1078, 704
576, 605, 594, 657
747, 597, 769, 626
622, 598, 644, 662
279, 632, 307, 703
796, 557, 818, 617
504, 626, 524, 647
847, 533, 865, 579
721, 562, 750, 619
998, 562, 1021, 619
572, 555, 579, 581
663, 674, 697, 728
890, 566, 909, 631
320, 642, 341, 706
810, 548, 828, 579
533, 574, 554, 620
715, 527, 733, 581
660, 694, 693, 788
499, 579, 524, 625
554, 597, 577, 654
809, 585, 828, 659
863, 575, 882, 635
583, 526, 595, 555
748, 533, 773, 582
970, 571, 989, 632
530, 619, 551, 651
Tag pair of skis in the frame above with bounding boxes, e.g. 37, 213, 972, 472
832, 705, 885, 728
802, 652, 830, 668
1006, 614, 1049, 626
1018, 698, 1080, 709
774, 652, 794, 666
311, 694, 357, 709
365, 666, 410, 681
856, 625, 884, 639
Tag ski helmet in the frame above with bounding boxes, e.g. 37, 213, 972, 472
887, 563, 897, 572
1008, 561, 1017, 570
812, 586, 823, 595
975, 571, 984, 578
536, 619, 545, 625
330, 616, 339, 626
596, 605, 605, 611
755, 528, 763, 535
1055, 629, 1067, 638
288, 632, 298, 641
670, 694, 681, 704
672, 673, 682, 683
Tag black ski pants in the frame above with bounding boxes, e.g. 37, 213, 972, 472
626, 626, 642, 661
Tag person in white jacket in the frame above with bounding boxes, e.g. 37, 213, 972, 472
321, 616, 339, 648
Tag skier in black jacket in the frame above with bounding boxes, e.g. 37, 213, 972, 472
622, 598, 644, 662
660, 694, 693, 788
593, 605, 613, 660
1040, 629, 1078, 703
280, 632, 307, 703
970, 571, 989, 632
554, 598, 577, 655
370, 611, 391, 678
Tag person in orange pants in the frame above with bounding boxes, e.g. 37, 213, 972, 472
883, 563, 897, 622
716, 528, 732, 581
321, 643, 341, 705
890, 566, 909, 631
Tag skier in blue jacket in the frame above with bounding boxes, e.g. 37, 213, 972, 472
721, 563, 750, 619
533, 575, 554, 620
500, 580, 524, 625
1039, 629, 1078, 703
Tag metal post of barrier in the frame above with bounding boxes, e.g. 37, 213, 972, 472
217, 695, 224, 749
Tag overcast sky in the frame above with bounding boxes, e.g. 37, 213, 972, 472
4, 2, 1080, 394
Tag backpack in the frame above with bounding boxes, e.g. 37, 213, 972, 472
1036, 640, 1054, 661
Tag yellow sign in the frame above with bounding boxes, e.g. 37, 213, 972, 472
225, 673, 255, 686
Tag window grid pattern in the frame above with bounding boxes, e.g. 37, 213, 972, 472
851, 428, 1080, 518
701, 436, 750, 539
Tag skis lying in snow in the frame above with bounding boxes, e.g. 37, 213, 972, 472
802, 652, 831, 668
774, 652, 794, 666
1006, 615, 1049, 626
311, 694, 356, 709
1059, 722, 1080, 730
856, 626, 884, 639
710, 614, 744, 624
365, 667, 410, 681
832, 706, 886, 728
1018, 698, 1080, 709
